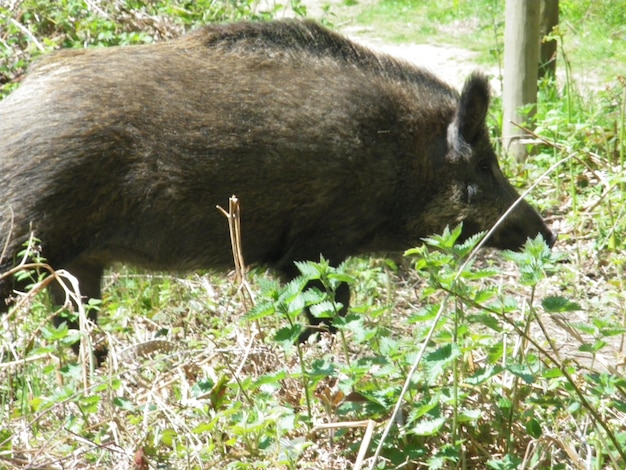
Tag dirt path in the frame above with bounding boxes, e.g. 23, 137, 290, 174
345, 34, 485, 88
261, 0, 491, 88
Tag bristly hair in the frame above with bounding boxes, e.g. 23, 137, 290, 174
192, 19, 458, 94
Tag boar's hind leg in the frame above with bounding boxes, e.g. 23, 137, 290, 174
49, 257, 104, 357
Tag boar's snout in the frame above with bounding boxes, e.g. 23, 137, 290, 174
541, 226, 558, 248
485, 201, 557, 251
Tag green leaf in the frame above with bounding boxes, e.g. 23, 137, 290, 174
542, 296, 582, 312
466, 365, 503, 385
309, 358, 336, 378
59, 362, 83, 381
275, 324, 303, 343
332, 312, 361, 329
411, 417, 445, 436
498, 396, 512, 410
407, 395, 441, 421
41, 322, 70, 341
424, 344, 461, 382
308, 300, 338, 319
454, 231, 485, 256
570, 322, 597, 335
506, 364, 535, 384
254, 371, 288, 389
79, 395, 101, 414
542, 367, 565, 379
245, 301, 276, 321
113, 397, 135, 411
487, 453, 522, 470
0, 429, 12, 452
503, 235, 556, 286
426, 343, 460, 363
191, 378, 215, 396
408, 304, 441, 324
526, 418, 542, 438
328, 272, 355, 284
579, 340, 607, 353
257, 277, 281, 297
467, 314, 502, 332
612, 400, 626, 413
472, 288, 497, 303
193, 422, 215, 434
599, 326, 626, 337
420, 224, 464, 251
159, 428, 177, 447
281, 276, 308, 302
294, 260, 323, 280
458, 408, 481, 423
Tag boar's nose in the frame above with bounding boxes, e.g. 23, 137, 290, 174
545, 229, 558, 248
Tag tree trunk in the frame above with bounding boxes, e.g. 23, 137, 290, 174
539, 0, 559, 80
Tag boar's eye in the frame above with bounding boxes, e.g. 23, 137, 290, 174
477, 159, 492, 175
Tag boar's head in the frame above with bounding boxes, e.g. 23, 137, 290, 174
419, 72, 556, 251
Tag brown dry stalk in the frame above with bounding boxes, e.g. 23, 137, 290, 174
216, 195, 255, 309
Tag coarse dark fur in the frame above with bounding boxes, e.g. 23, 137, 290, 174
0, 20, 556, 351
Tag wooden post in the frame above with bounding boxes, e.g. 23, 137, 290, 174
502, 0, 541, 162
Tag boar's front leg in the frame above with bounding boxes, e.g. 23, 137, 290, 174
279, 263, 351, 342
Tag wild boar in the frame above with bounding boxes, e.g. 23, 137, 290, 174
0, 19, 556, 350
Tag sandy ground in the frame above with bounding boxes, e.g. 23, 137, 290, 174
258, 0, 491, 89
346, 33, 485, 89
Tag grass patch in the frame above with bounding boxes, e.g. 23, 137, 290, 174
355, 0, 503, 53
353, 0, 626, 81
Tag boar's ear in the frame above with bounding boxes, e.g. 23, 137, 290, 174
455, 72, 490, 145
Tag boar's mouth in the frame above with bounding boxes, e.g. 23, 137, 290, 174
460, 221, 557, 252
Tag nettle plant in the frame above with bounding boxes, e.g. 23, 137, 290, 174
247, 224, 625, 467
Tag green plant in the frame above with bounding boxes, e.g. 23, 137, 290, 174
365, 225, 625, 468
0, 0, 307, 98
